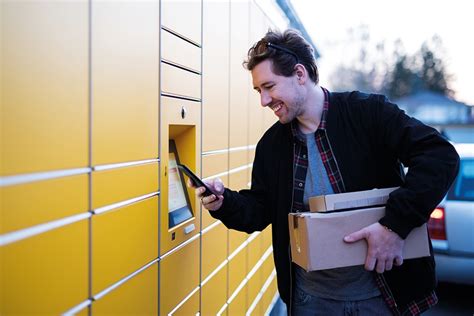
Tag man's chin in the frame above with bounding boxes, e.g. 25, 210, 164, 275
278, 117, 291, 124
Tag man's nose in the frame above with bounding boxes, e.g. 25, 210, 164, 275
260, 92, 272, 107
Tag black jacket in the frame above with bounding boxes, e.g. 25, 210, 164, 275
210, 91, 459, 314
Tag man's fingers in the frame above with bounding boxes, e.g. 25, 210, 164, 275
344, 228, 367, 243
394, 256, 404, 266
365, 256, 376, 272
385, 259, 393, 271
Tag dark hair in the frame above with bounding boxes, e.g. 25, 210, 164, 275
243, 29, 319, 84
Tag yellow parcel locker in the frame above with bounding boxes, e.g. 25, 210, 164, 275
161, 63, 201, 100
0, 220, 89, 315
92, 263, 158, 316
160, 237, 200, 315
161, 0, 202, 45
228, 282, 248, 316
0, 174, 88, 234
202, 152, 228, 179
229, 0, 250, 149
169, 289, 199, 316
91, 1, 159, 165
201, 266, 227, 315
202, 0, 230, 152
228, 246, 247, 296
1, 1, 88, 175
92, 197, 158, 294
161, 30, 201, 72
201, 222, 227, 279
92, 162, 159, 209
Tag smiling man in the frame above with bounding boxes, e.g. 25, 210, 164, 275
191, 29, 459, 315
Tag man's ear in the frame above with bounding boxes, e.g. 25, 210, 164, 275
294, 64, 306, 82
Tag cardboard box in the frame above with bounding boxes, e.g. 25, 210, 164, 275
290, 187, 430, 271
289, 207, 430, 271
309, 187, 398, 212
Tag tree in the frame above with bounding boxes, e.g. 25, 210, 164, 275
418, 36, 454, 97
385, 40, 419, 99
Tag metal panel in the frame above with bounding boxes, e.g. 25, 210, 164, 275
91, 1, 159, 165
1, 1, 88, 175
92, 163, 159, 209
92, 264, 158, 316
0, 220, 88, 315
0, 174, 88, 233
92, 197, 158, 294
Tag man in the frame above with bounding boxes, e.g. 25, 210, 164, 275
192, 29, 459, 315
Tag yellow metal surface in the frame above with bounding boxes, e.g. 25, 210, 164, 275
0, 220, 88, 315
228, 247, 247, 295
92, 162, 159, 209
229, 1, 251, 149
202, 152, 228, 178
0, 174, 88, 233
263, 226, 273, 251
262, 278, 278, 314
201, 266, 227, 315
93, 264, 158, 316
91, 1, 159, 165
162, 30, 201, 72
201, 222, 227, 279
1, 1, 88, 175
248, 270, 263, 313
248, 235, 263, 275
171, 289, 199, 316
202, 1, 230, 152
229, 150, 249, 170
92, 197, 158, 294
161, 63, 201, 99
228, 168, 250, 192
228, 283, 247, 316
160, 237, 200, 315
161, 0, 202, 44
229, 229, 248, 254
262, 248, 275, 281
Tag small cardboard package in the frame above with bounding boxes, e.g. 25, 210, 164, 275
289, 188, 430, 271
308, 187, 398, 212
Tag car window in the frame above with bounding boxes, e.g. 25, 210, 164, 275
447, 158, 474, 201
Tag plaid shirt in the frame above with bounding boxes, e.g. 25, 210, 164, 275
290, 87, 438, 315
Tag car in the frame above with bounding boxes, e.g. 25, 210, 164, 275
428, 143, 474, 285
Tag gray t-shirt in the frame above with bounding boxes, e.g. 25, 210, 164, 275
295, 133, 380, 301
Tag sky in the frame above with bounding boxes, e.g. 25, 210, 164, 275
291, 0, 474, 105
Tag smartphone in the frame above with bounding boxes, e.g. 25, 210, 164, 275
177, 163, 215, 197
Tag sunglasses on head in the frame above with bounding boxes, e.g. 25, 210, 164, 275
254, 40, 299, 63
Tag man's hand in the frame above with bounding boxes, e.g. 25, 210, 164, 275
187, 178, 225, 211
344, 222, 404, 273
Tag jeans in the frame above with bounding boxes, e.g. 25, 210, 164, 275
291, 287, 393, 315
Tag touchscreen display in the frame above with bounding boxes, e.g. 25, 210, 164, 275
168, 141, 193, 228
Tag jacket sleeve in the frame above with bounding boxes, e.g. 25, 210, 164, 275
373, 95, 460, 239
208, 140, 271, 234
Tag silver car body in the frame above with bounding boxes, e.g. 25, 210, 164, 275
432, 143, 474, 285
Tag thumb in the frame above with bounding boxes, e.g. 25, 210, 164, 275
213, 178, 225, 195
344, 228, 367, 243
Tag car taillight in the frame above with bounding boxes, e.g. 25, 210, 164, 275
428, 207, 446, 240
